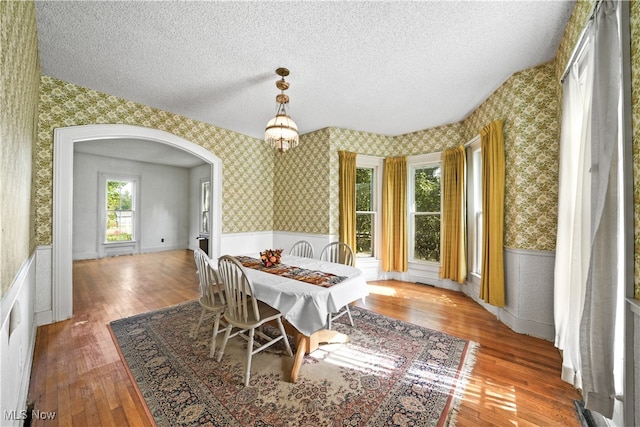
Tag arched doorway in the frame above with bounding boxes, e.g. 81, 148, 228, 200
52, 124, 222, 321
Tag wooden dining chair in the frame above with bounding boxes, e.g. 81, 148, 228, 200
192, 248, 229, 359
320, 242, 355, 329
320, 241, 354, 267
289, 240, 314, 258
216, 255, 293, 386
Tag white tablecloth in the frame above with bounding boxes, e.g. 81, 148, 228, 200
241, 254, 369, 336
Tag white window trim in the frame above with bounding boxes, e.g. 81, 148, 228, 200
356, 155, 383, 259
97, 172, 141, 257
466, 135, 482, 279
407, 152, 442, 265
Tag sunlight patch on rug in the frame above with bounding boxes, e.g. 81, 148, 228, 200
110, 300, 478, 426
312, 343, 401, 375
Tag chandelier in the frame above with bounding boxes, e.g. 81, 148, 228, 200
264, 68, 299, 153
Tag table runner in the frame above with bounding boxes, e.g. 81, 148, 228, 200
236, 256, 347, 288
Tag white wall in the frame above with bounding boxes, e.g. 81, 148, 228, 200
72, 152, 190, 259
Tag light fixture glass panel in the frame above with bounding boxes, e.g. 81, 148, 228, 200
264, 67, 299, 153
265, 114, 299, 152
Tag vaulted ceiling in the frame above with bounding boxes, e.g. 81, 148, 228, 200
35, 1, 575, 142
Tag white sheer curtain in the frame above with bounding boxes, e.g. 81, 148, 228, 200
554, 0, 622, 421
554, 27, 593, 390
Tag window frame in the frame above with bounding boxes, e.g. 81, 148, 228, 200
355, 155, 383, 259
98, 172, 141, 247
407, 152, 442, 265
466, 135, 482, 277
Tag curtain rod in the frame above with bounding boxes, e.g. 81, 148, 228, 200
464, 134, 480, 148
560, 0, 603, 83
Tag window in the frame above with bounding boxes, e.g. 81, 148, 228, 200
356, 168, 374, 256
467, 137, 482, 275
355, 155, 382, 258
105, 178, 135, 242
201, 180, 210, 234
409, 155, 441, 263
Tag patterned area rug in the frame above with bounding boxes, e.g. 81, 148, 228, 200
109, 301, 477, 426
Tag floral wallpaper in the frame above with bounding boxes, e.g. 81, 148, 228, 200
273, 129, 332, 234
1, 1, 40, 297
555, 0, 595, 88
36, 76, 274, 245
398, 122, 466, 156
631, 0, 640, 298
459, 63, 560, 251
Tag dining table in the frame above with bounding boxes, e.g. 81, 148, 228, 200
236, 253, 369, 382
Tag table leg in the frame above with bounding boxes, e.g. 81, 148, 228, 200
290, 334, 308, 383
289, 330, 350, 383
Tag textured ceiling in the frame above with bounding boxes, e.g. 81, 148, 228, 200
74, 138, 207, 168
35, 0, 575, 141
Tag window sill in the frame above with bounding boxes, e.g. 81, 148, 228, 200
409, 259, 440, 267
408, 261, 440, 273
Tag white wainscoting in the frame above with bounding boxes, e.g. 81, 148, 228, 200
35, 246, 53, 326
459, 247, 555, 341
220, 231, 275, 257
501, 247, 555, 340
273, 231, 335, 260
1, 252, 37, 426
352, 257, 381, 282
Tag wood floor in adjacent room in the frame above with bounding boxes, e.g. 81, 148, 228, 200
27, 250, 581, 426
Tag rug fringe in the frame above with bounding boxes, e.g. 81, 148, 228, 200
441, 340, 480, 427
108, 324, 158, 427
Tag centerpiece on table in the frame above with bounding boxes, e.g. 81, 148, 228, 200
260, 249, 283, 267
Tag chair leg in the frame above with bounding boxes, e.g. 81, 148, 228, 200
209, 314, 221, 359
276, 318, 293, 357
327, 313, 332, 330
345, 305, 354, 326
192, 308, 206, 338
245, 328, 255, 386
216, 324, 233, 362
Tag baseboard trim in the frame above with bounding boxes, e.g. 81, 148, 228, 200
34, 310, 53, 327
499, 306, 555, 341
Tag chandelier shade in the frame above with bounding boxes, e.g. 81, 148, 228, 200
264, 68, 299, 153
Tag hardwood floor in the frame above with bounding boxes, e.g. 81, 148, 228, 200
27, 250, 581, 426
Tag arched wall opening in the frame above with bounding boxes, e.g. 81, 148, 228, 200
52, 124, 222, 321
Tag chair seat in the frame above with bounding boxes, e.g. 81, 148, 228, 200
223, 300, 281, 329
198, 291, 226, 313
